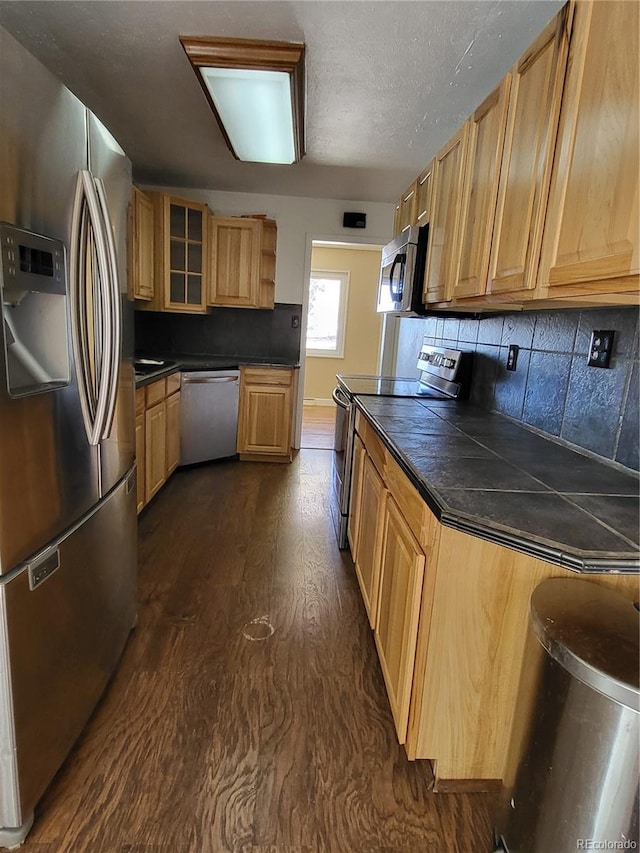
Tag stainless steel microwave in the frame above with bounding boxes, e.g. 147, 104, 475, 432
376, 224, 429, 315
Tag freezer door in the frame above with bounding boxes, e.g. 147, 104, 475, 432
87, 112, 135, 496
0, 470, 137, 828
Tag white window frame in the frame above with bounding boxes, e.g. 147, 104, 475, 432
305, 269, 350, 358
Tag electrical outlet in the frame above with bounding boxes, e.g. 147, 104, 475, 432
291, 315, 300, 329
587, 330, 614, 368
506, 344, 519, 372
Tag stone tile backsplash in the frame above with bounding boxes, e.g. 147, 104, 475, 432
135, 303, 303, 365
394, 306, 640, 472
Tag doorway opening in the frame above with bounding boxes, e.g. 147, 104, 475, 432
300, 240, 383, 450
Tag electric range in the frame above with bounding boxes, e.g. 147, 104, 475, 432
330, 344, 473, 548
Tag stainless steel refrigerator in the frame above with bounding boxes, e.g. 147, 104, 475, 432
0, 27, 136, 846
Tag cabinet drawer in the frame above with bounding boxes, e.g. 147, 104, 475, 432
241, 367, 292, 386
145, 378, 166, 407
385, 453, 431, 550
355, 411, 386, 477
166, 372, 181, 396
135, 387, 146, 416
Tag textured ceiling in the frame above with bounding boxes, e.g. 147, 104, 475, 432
0, 0, 564, 202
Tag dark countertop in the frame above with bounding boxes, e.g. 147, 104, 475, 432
355, 396, 640, 574
134, 354, 299, 388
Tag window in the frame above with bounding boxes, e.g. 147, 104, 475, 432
306, 270, 349, 358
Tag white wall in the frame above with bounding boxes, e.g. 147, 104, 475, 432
143, 185, 395, 304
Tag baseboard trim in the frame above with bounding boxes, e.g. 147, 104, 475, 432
303, 398, 335, 407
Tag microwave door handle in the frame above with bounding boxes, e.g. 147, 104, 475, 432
389, 253, 405, 301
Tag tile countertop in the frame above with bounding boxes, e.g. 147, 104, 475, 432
355, 396, 640, 574
134, 354, 299, 388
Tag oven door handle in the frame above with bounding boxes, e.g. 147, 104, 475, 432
332, 386, 351, 410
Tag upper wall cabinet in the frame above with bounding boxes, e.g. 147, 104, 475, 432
393, 183, 418, 235
208, 216, 277, 310
208, 216, 261, 308
452, 78, 511, 300
400, 0, 638, 311
132, 198, 277, 313
537, 0, 639, 300
415, 163, 433, 228
487, 9, 570, 299
129, 186, 155, 301
136, 193, 209, 314
422, 124, 469, 305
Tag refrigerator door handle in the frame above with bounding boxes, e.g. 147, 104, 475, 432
70, 170, 112, 446
93, 177, 121, 440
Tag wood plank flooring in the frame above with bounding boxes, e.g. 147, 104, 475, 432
21, 451, 496, 852
300, 405, 335, 450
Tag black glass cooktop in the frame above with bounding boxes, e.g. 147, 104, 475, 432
337, 374, 449, 399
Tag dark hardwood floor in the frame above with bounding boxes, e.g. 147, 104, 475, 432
22, 451, 496, 852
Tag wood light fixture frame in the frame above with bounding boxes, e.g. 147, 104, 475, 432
179, 36, 306, 163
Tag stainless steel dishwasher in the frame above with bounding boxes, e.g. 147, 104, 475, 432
180, 370, 240, 465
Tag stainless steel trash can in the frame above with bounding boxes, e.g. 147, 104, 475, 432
496, 577, 639, 852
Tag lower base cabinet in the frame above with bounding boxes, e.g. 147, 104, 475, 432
145, 400, 166, 502
375, 494, 425, 745
237, 366, 296, 462
349, 409, 640, 789
136, 373, 181, 513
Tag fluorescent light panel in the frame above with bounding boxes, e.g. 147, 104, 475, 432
179, 37, 305, 166
201, 67, 295, 164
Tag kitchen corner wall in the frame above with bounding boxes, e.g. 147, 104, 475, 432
394, 306, 639, 472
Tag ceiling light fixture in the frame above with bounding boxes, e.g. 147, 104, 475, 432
179, 36, 305, 165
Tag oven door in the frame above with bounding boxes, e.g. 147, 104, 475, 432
330, 386, 353, 549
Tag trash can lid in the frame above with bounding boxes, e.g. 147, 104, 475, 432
530, 578, 640, 710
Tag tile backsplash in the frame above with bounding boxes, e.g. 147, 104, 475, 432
135, 303, 303, 365
395, 307, 639, 472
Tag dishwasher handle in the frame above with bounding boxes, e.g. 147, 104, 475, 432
181, 376, 239, 385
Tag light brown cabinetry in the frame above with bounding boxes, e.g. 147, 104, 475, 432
136, 374, 181, 512
351, 450, 386, 628
375, 493, 425, 743
537, 0, 639, 300
415, 164, 433, 227
207, 216, 277, 310
422, 125, 469, 305
393, 183, 417, 235
350, 409, 640, 788
144, 400, 167, 502
208, 216, 261, 308
138, 194, 209, 313
487, 10, 570, 298
135, 390, 146, 514
165, 384, 181, 477
453, 79, 510, 300
237, 366, 296, 462
396, 1, 638, 311
258, 219, 277, 309
129, 186, 154, 301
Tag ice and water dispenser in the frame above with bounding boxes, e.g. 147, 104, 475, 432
0, 223, 70, 397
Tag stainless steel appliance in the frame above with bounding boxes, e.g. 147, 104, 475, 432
331, 343, 472, 549
180, 370, 240, 465
0, 27, 135, 847
495, 579, 639, 852
376, 225, 429, 315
